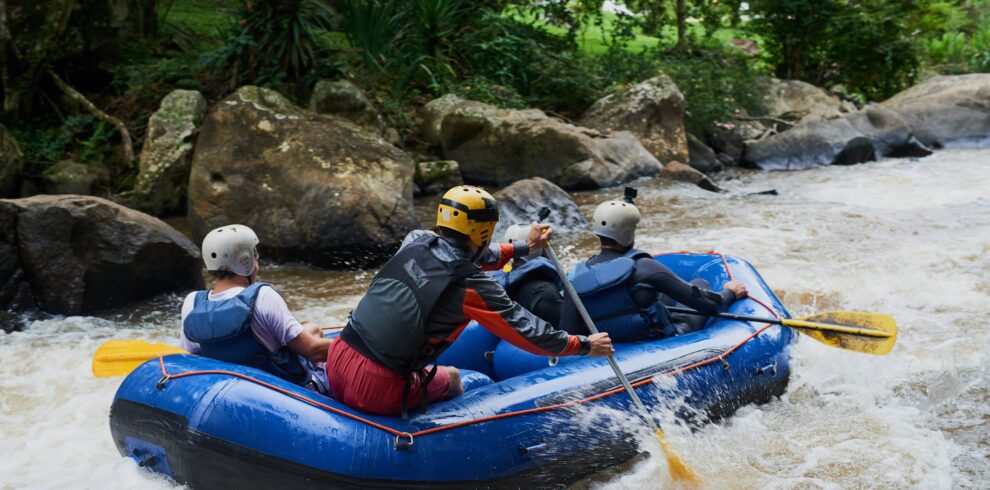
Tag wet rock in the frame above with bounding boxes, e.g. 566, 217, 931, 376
492, 177, 588, 239
440, 101, 662, 190
132, 89, 207, 216
708, 128, 745, 164
415, 160, 462, 197
421, 94, 487, 147
579, 74, 687, 164
188, 86, 419, 268
42, 160, 109, 195
687, 134, 721, 173
661, 161, 724, 193
743, 106, 932, 170
882, 74, 990, 148
0, 195, 203, 315
756, 78, 857, 125
0, 124, 23, 198
309, 79, 385, 135
832, 137, 876, 166
0, 201, 33, 315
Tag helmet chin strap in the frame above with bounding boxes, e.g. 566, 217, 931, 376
470, 241, 487, 262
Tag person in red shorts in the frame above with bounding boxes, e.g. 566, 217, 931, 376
327, 185, 614, 418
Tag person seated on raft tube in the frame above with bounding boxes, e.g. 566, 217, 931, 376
560, 190, 748, 341
490, 224, 563, 328
179, 224, 334, 394
327, 185, 614, 417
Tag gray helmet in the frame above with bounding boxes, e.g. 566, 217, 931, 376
592, 200, 640, 247
202, 224, 259, 277
503, 223, 538, 259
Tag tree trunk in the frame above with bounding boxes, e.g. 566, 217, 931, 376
1, 0, 76, 118
676, 0, 686, 49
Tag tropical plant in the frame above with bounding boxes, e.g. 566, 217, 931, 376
749, 0, 922, 101
208, 0, 337, 88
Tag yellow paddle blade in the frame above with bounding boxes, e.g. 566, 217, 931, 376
92, 340, 188, 378
789, 311, 897, 355
656, 429, 701, 485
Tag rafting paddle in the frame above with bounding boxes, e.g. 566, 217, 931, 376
92, 340, 189, 378
666, 306, 898, 355
536, 208, 700, 485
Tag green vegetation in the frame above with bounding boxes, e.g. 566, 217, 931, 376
1, 0, 986, 201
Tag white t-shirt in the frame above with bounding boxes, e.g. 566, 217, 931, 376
179, 286, 304, 354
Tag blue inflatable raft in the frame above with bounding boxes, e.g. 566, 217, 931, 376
109, 253, 796, 488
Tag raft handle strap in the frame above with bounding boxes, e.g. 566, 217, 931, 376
394, 433, 414, 450
155, 374, 170, 390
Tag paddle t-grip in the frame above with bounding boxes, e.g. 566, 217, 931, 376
538, 207, 551, 222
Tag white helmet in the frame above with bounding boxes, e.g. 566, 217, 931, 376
202, 224, 259, 277
503, 223, 537, 259
592, 200, 640, 247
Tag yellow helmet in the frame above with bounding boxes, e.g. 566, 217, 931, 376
436, 185, 500, 248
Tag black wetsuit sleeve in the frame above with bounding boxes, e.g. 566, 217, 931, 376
558, 294, 589, 336
511, 279, 563, 328
635, 258, 735, 314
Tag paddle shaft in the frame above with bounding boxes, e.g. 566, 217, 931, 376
665, 306, 892, 338
543, 244, 655, 423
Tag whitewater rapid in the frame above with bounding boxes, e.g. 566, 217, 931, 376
1, 147, 987, 488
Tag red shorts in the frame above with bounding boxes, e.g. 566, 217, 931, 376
325, 338, 453, 416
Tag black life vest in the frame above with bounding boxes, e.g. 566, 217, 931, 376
342, 234, 479, 372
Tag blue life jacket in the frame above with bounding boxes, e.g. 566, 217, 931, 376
491, 256, 561, 293
569, 249, 675, 341
183, 283, 326, 393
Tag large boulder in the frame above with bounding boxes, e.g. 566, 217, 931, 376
755, 77, 857, 125
309, 80, 385, 135
132, 90, 208, 216
0, 195, 203, 315
0, 201, 32, 318
188, 86, 419, 268
0, 124, 22, 198
420, 94, 487, 147
579, 74, 688, 163
881, 74, 990, 148
440, 102, 663, 190
491, 177, 588, 239
42, 160, 109, 195
742, 106, 931, 169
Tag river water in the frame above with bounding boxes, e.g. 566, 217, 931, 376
1, 147, 987, 489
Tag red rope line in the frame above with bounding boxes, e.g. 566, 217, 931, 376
156, 251, 785, 442
157, 357, 411, 439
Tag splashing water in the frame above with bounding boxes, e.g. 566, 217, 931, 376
0, 148, 987, 488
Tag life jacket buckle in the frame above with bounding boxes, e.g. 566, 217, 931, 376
394, 433, 414, 451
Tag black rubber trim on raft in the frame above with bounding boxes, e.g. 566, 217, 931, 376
110, 399, 639, 489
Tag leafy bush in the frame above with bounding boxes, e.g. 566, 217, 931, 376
207, 0, 337, 88
657, 45, 765, 135
749, 0, 922, 101
926, 32, 972, 72
11, 115, 117, 177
